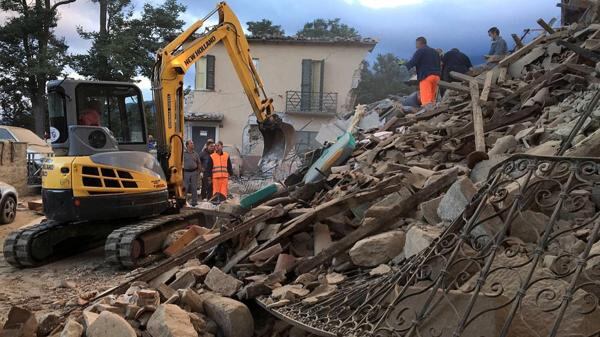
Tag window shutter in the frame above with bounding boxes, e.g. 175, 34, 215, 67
318, 59, 325, 111
206, 55, 215, 90
300, 59, 312, 111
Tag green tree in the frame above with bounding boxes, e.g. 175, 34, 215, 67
356, 53, 414, 105
0, 0, 74, 136
73, 0, 186, 81
297, 18, 360, 39
0, 80, 34, 129
247, 19, 284, 37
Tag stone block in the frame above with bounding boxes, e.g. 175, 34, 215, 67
87, 311, 136, 337
349, 230, 405, 267
203, 267, 243, 297
201, 294, 253, 337
147, 304, 198, 337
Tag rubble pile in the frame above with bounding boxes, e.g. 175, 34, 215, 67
230, 19, 600, 308
7, 14, 600, 337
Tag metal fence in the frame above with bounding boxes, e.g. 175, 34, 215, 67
285, 90, 337, 114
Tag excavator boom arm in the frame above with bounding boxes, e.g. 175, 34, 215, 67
152, 2, 289, 203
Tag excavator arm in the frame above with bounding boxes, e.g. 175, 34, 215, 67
152, 2, 294, 204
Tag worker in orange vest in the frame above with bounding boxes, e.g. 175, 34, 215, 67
207, 141, 233, 203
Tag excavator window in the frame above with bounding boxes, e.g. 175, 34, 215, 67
48, 91, 68, 144
76, 84, 146, 144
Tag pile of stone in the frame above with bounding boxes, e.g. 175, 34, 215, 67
2, 259, 257, 337
220, 19, 600, 309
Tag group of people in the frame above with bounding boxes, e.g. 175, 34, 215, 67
403, 26, 509, 108
183, 139, 233, 206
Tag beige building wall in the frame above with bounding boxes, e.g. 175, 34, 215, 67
185, 40, 374, 152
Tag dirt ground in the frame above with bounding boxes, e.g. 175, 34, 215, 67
0, 196, 130, 324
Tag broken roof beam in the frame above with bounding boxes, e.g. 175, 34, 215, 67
512, 33, 524, 49
537, 18, 556, 34
438, 80, 470, 94
499, 33, 547, 67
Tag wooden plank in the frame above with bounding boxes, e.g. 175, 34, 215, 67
537, 18, 556, 34
438, 80, 470, 93
497, 66, 508, 84
295, 169, 457, 274
470, 81, 486, 153
480, 69, 495, 103
499, 33, 547, 67
449, 71, 482, 84
511, 33, 524, 49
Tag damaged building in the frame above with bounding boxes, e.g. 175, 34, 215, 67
183, 36, 377, 164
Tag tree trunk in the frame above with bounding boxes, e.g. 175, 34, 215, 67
98, 0, 109, 80
31, 93, 46, 137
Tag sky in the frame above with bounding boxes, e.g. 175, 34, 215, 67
3, 0, 560, 97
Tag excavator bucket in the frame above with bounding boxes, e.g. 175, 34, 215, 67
259, 121, 296, 171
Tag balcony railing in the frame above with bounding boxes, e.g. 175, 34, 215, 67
285, 91, 337, 114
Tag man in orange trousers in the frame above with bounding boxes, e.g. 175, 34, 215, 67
207, 141, 233, 203
403, 36, 441, 106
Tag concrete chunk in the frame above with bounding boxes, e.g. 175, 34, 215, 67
203, 267, 243, 297
349, 230, 406, 267
147, 304, 198, 337
60, 320, 83, 337
419, 195, 443, 225
201, 294, 253, 337
179, 289, 205, 313
3, 307, 37, 337
437, 177, 477, 222
87, 311, 136, 337
404, 225, 443, 258
37, 313, 60, 337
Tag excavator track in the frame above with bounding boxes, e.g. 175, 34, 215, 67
3, 220, 120, 268
3, 208, 205, 269
105, 208, 204, 268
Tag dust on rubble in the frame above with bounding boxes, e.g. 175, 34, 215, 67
0, 205, 129, 325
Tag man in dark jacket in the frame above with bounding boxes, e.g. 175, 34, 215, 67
199, 139, 215, 201
440, 48, 473, 95
403, 36, 441, 106
441, 48, 472, 81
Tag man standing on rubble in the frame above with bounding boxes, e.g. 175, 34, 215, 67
402, 36, 441, 107
485, 27, 508, 63
199, 139, 215, 201
208, 141, 233, 203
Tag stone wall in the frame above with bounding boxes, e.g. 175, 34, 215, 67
0, 141, 28, 196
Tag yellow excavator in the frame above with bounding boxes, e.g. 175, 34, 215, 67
3, 2, 294, 268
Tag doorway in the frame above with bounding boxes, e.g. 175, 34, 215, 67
191, 126, 216, 155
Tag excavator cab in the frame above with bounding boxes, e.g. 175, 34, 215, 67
44, 79, 170, 223
47, 79, 150, 155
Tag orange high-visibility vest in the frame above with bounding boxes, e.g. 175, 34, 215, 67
211, 152, 230, 179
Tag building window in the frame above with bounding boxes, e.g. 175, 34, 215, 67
295, 131, 319, 154
195, 55, 215, 91
252, 58, 260, 72
300, 59, 325, 111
